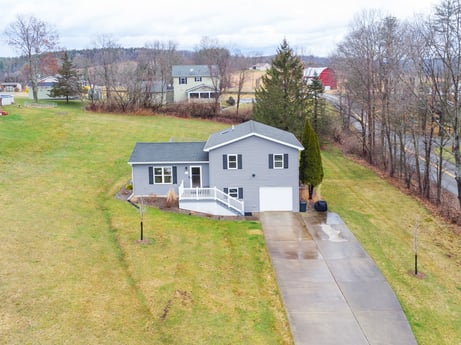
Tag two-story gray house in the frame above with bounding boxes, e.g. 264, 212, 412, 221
128, 120, 304, 215
172, 65, 219, 103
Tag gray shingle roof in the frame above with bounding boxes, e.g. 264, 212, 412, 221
172, 65, 218, 77
128, 142, 208, 164
203, 120, 304, 152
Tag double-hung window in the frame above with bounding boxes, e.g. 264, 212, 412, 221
273, 154, 284, 169
224, 187, 243, 199
269, 153, 288, 169
223, 154, 242, 170
194, 76, 202, 82
228, 154, 237, 169
228, 187, 239, 198
154, 167, 172, 184
179, 77, 187, 85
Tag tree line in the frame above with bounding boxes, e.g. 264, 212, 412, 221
3, 4, 461, 217
332, 0, 461, 217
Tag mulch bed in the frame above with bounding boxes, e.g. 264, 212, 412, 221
116, 185, 257, 221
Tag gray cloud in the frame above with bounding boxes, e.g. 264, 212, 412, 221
0, 0, 434, 57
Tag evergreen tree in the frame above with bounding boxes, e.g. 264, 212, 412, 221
48, 52, 80, 103
307, 73, 324, 133
299, 116, 324, 199
253, 39, 307, 139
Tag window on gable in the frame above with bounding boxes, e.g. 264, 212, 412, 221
227, 154, 237, 169
195, 76, 202, 82
273, 154, 284, 169
179, 77, 187, 84
154, 167, 172, 184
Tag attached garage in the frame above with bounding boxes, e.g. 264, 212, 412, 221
259, 187, 293, 211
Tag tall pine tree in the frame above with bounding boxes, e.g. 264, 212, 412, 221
307, 73, 324, 134
299, 116, 324, 199
48, 52, 80, 103
253, 39, 307, 139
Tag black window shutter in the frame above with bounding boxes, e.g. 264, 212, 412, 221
238, 154, 242, 169
238, 188, 243, 199
173, 166, 177, 184
268, 154, 273, 169
284, 154, 289, 169
148, 166, 153, 184
223, 155, 227, 169
224, 187, 228, 194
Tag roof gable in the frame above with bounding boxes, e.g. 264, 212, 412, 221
303, 67, 328, 77
172, 65, 218, 77
129, 141, 208, 164
203, 120, 303, 152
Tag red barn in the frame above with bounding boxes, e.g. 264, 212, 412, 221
303, 67, 337, 90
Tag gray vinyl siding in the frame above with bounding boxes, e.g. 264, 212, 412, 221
208, 136, 299, 213
131, 163, 209, 196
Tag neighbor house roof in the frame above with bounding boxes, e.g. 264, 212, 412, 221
303, 67, 328, 78
172, 65, 218, 77
203, 120, 304, 152
128, 142, 208, 164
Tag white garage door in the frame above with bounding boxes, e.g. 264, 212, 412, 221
259, 187, 293, 211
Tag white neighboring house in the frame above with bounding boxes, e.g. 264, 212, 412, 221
1, 82, 22, 92
172, 65, 219, 103
0, 94, 14, 105
28, 76, 58, 100
249, 63, 271, 71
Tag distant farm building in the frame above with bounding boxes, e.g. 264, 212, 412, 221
1, 82, 22, 92
303, 67, 337, 91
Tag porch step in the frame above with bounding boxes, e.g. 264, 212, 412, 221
179, 199, 240, 216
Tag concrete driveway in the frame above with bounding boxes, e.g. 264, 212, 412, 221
259, 211, 418, 345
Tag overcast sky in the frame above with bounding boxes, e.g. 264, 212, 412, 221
0, 0, 436, 58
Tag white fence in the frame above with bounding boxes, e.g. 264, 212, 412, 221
178, 182, 244, 215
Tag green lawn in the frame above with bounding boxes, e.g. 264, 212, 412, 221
0, 100, 291, 344
2, 98, 460, 344
321, 148, 461, 345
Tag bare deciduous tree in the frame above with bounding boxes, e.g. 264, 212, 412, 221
195, 37, 231, 112
4, 15, 59, 102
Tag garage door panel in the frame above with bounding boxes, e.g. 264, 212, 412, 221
259, 187, 293, 211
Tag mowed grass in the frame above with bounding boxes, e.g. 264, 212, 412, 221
0, 100, 291, 344
321, 148, 461, 345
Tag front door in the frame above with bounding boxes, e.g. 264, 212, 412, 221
191, 166, 202, 188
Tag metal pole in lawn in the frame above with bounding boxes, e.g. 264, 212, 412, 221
414, 219, 419, 275
139, 197, 145, 241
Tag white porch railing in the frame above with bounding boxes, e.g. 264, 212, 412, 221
178, 181, 245, 215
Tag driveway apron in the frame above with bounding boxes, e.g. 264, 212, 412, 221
259, 211, 418, 345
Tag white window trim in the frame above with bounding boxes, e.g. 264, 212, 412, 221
195, 76, 202, 82
227, 154, 238, 170
273, 153, 284, 169
228, 187, 239, 198
154, 166, 173, 184
179, 77, 187, 84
